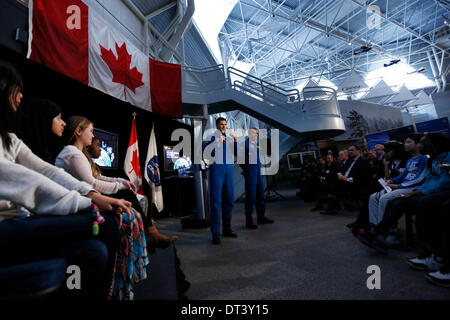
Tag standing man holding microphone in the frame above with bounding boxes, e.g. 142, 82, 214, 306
207, 117, 238, 245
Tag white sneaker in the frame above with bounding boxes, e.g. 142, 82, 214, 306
408, 254, 444, 271
425, 268, 450, 288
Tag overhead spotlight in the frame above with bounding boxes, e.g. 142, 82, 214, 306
347, 41, 352, 46
407, 67, 426, 74
353, 45, 372, 55
383, 59, 401, 67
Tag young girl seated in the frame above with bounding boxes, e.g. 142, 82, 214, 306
55, 116, 177, 299
0, 60, 131, 299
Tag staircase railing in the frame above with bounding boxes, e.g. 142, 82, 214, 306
302, 87, 342, 118
181, 64, 342, 118
182, 64, 226, 94
227, 67, 301, 107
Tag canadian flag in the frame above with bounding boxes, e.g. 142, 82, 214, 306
27, 0, 182, 118
124, 118, 143, 195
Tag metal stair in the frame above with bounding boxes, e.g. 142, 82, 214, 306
181, 64, 346, 139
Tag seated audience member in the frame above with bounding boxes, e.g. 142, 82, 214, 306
354, 133, 450, 253
368, 133, 427, 227
87, 136, 174, 246
312, 154, 338, 212
337, 150, 349, 173
375, 144, 385, 160
0, 60, 131, 298
327, 145, 371, 216
55, 116, 172, 298
18, 98, 66, 164
56, 117, 177, 247
382, 140, 408, 180
367, 149, 384, 181
353, 140, 409, 231
361, 149, 369, 160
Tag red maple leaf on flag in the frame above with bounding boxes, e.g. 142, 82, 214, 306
99, 42, 144, 100
128, 149, 142, 178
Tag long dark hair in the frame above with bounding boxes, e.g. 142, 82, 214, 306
384, 140, 408, 161
0, 60, 23, 151
20, 98, 63, 163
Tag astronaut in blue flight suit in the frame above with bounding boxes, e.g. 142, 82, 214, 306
207, 117, 238, 245
241, 128, 274, 229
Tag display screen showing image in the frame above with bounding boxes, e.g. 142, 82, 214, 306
93, 128, 118, 169
164, 146, 191, 171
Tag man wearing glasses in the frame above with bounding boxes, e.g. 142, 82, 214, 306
375, 144, 385, 160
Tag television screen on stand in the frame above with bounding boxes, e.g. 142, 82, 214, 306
92, 128, 118, 169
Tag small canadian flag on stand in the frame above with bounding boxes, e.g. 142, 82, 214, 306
124, 115, 143, 195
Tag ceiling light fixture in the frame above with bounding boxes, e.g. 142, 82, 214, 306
353, 45, 372, 55
407, 67, 426, 74
383, 59, 401, 67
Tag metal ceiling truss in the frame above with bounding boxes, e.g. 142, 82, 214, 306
219, 0, 450, 95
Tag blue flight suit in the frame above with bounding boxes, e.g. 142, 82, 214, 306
207, 135, 236, 236
242, 138, 265, 223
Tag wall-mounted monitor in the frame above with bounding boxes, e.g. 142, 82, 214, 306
92, 128, 118, 169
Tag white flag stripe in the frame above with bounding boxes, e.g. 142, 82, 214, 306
124, 141, 141, 190
88, 10, 151, 110
145, 125, 164, 212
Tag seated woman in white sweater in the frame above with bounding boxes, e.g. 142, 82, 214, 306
0, 60, 131, 298
56, 116, 177, 251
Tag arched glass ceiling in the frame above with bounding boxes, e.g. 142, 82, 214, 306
194, 0, 449, 98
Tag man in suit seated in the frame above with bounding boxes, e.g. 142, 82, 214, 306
324, 146, 370, 219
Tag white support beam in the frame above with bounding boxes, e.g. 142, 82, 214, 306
145, 1, 177, 20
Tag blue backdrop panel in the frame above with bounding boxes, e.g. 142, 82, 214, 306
387, 125, 415, 143
416, 117, 450, 135
365, 131, 390, 150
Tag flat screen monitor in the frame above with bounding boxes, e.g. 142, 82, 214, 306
300, 151, 316, 164
287, 153, 302, 171
92, 128, 118, 169
164, 146, 191, 171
